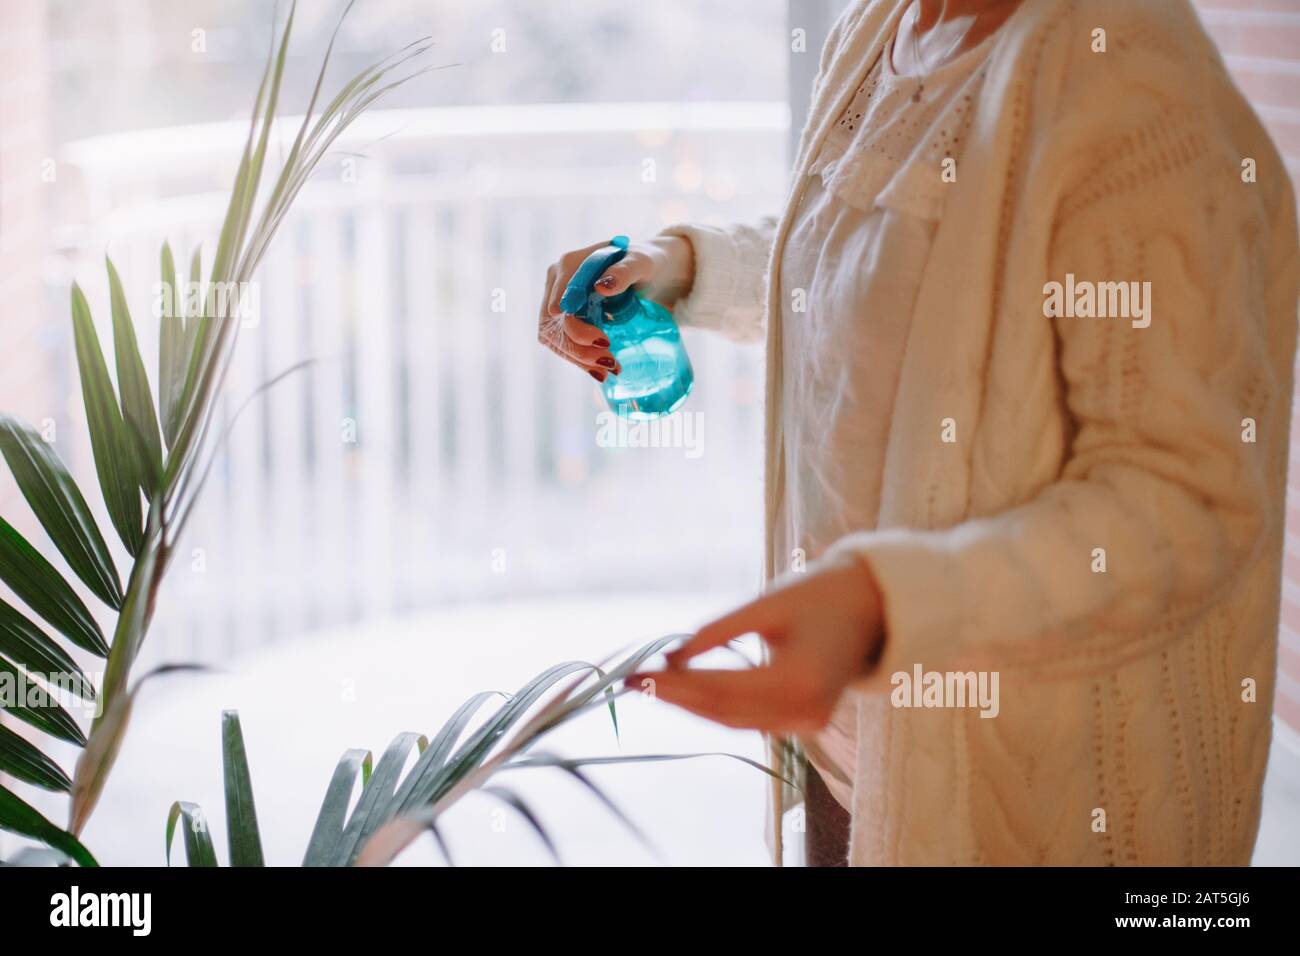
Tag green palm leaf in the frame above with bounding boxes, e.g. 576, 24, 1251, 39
0, 786, 96, 867
0, 600, 94, 701
0, 656, 86, 745
0, 516, 107, 657
301, 748, 372, 867
106, 257, 163, 494
0, 415, 122, 608
222, 710, 264, 867
158, 242, 185, 449
355, 640, 687, 867
0, 723, 71, 792
331, 731, 424, 865
165, 13, 295, 486
177, 247, 204, 423
390, 690, 502, 815
431, 661, 601, 791
165, 801, 218, 867
69, 284, 144, 557
173, 638, 779, 868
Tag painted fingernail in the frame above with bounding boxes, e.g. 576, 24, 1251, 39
594, 337, 610, 348
597, 357, 616, 369
589, 370, 606, 382
597, 275, 616, 288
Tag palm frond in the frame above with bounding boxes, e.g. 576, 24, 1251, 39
0, 415, 122, 609
106, 257, 163, 491
69, 283, 145, 558
0, 656, 86, 745
0, 724, 71, 793
0, 600, 95, 702
0, 515, 107, 660
168, 638, 775, 867
0, 0, 431, 862
0, 787, 96, 867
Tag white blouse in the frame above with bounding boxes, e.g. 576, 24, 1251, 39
776, 31, 994, 810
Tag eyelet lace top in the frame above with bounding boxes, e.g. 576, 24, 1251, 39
812, 31, 993, 221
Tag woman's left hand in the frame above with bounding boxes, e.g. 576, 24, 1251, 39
627, 561, 886, 734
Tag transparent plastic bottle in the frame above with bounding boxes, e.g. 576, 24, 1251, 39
561, 235, 694, 419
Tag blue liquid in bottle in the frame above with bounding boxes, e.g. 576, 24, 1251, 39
560, 235, 694, 419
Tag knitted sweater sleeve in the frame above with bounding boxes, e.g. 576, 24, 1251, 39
823, 31, 1297, 682
656, 217, 777, 344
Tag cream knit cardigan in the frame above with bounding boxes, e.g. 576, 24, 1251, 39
666, 0, 1299, 865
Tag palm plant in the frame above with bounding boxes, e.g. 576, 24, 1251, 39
0, 1, 432, 865
165, 638, 779, 867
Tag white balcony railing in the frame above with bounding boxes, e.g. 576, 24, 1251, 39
53, 102, 788, 666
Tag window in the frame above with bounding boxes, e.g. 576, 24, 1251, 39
0, 0, 803, 865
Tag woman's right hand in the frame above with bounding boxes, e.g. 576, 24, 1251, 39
537, 234, 694, 383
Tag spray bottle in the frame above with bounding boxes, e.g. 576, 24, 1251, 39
561, 235, 694, 419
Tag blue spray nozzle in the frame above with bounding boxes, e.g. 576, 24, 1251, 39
558, 234, 693, 418
560, 235, 632, 318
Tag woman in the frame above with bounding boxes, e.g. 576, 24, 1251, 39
538, 0, 1299, 865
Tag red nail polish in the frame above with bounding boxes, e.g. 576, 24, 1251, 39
597, 357, 616, 369
589, 370, 605, 382
594, 338, 610, 348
